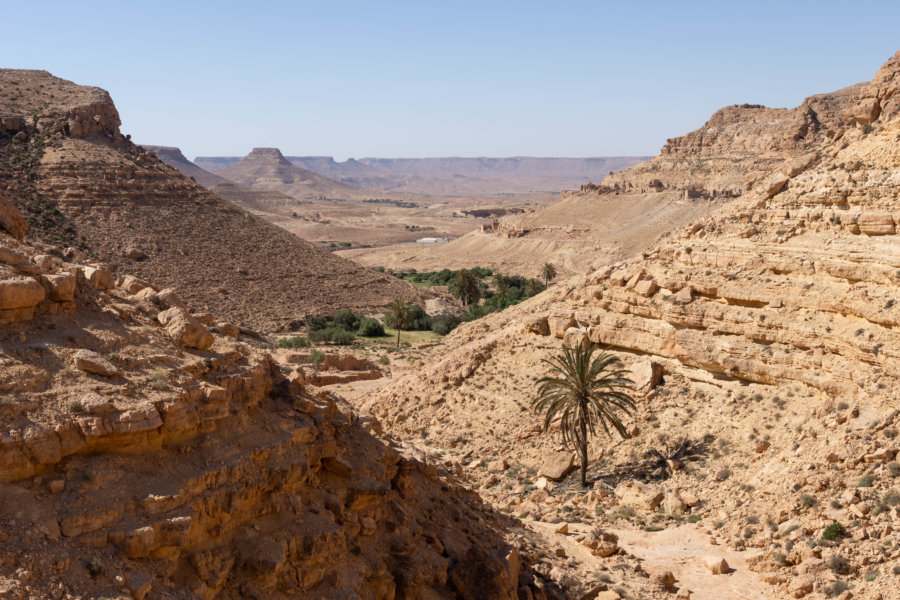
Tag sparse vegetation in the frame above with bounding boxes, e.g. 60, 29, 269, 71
822, 522, 846, 541
276, 336, 311, 349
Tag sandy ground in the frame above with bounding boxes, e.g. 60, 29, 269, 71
531, 521, 773, 600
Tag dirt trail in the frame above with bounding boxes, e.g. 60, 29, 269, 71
530, 521, 773, 600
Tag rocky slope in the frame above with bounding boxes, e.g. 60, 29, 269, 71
357, 51, 900, 599
0, 70, 427, 330
0, 194, 559, 600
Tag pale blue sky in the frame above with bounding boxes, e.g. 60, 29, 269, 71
3, 1, 899, 160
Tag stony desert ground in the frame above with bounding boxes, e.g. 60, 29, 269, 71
1, 48, 900, 600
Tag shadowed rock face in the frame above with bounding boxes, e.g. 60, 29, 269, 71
0, 214, 554, 600
0, 70, 427, 330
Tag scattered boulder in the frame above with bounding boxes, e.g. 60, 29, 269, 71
126, 247, 146, 260
662, 491, 687, 515
704, 556, 729, 574
630, 359, 663, 393
83, 264, 113, 290
157, 307, 214, 350
72, 350, 119, 378
615, 480, 664, 510
539, 452, 575, 481
582, 528, 619, 557
524, 315, 550, 335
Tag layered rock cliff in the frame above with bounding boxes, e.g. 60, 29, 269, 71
0, 198, 554, 600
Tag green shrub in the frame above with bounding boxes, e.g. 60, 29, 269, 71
356, 317, 385, 337
800, 494, 818, 508
822, 522, 846, 541
431, 312, 462, 335
309, 327, 355, 345
332, 310, 360, 332
716, 468, 732, 481
306, 315, 329, 331
883, 490, 900, 506
275, 336, 311, 349
859, 473, 876, 488
888, 461, 900, 477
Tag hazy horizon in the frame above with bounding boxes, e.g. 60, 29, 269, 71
3, 1, 899, 161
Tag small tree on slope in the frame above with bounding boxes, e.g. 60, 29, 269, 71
532, 342, 635, 487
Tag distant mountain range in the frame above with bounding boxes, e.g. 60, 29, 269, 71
194, 154, 651, 195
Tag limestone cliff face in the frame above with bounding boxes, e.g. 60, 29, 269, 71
0, 206, 547, 600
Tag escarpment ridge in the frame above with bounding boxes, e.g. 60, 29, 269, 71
0, 69, 426, 330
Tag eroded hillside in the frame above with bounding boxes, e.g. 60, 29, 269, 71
0, 70, 427, 330
0, 191, 561, 600
358, 51, 900, 599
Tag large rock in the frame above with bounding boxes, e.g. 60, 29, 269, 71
40, 273, 76, 301
630, 359, 663, 393
0, 189, 26, 241
704, 556, 730, 575
83, 264, 113, 290
72, 350, 119, 378
615, 480, 664, 510
582, 528, 619, 558
539, 452, 575, 481
765, 174, 789, 198
157, 307, 214, 350
0, 278, 45, 309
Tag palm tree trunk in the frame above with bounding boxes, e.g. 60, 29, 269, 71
396, 327, 401, 347
580, 415, 588, 487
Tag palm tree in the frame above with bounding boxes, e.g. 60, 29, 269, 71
450, 270, 481, 307
494, 274, 510, 300
532, 342, 635, 487
541, 263, 557, 286
385, 298, 413, 347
